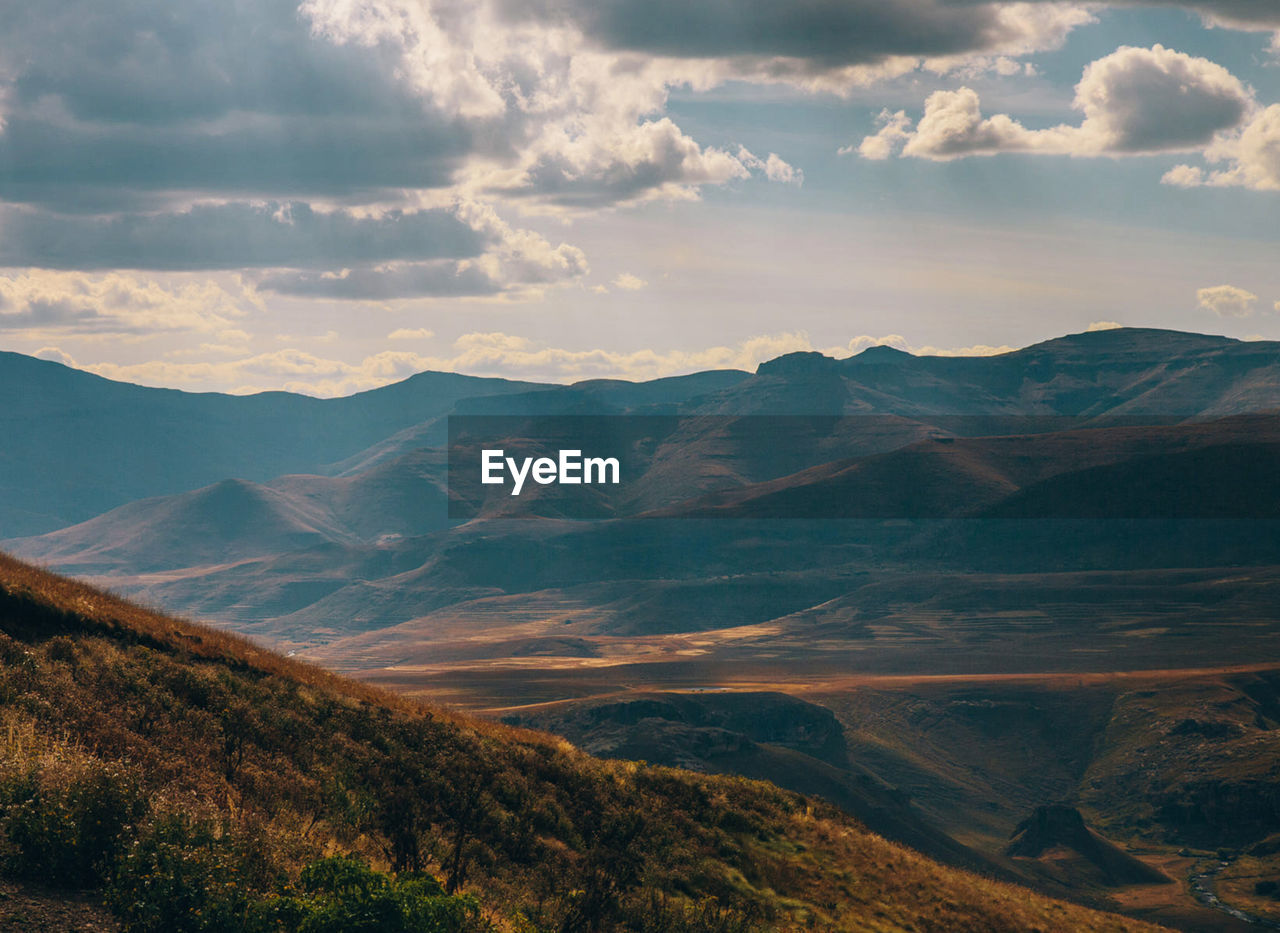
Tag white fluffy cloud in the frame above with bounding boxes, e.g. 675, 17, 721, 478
738, 150, 804, 185
0, 271, 254, 338
1164, 105, 1280, 192
298, 0, 803, 211
484, 118, 757, 209
612, 273, 648, 291
1197, 284, 1258, 317
858, 45, 1253, 160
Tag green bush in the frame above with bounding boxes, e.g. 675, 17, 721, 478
0, 760, 144, 888
109, 835, 481, 933
269, 856, 482, 933
106, 814, 263, 933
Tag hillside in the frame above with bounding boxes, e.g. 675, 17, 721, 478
0, 551, 1164, 932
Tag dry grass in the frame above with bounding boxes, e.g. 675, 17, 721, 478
0, 551, 1169, 932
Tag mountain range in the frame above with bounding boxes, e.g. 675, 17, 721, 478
5, 326, 1280, 930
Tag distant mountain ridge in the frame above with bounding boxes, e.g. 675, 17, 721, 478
5, 327, 1278, 535
0, 351, 549, 536
8, 326, 1280, 640
723, 328, 1280, 417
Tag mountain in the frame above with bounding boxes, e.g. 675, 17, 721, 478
14, 448, 452, 573
0, 552, 1163, 933
0, 351, 546, 536
27, 409, 1280, 646
656, 414, 1280, 519
330, 369, 751, 475
697, 328, 1280, 417
1006, 806, 1171, 888
8, 327, 1280, 538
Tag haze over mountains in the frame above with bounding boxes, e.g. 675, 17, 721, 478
8, 327, 1280, 639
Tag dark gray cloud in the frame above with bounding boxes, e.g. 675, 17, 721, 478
0, 0, 397, 124
0, 117, 469, 212
0, 0, 477, 211
1113, 1, 1280, 28
0, 202, 487, 271
258, 262, 502, 299
501, 0, 1280, 69
503, 0, 1023, 65
0, 299, 103, 331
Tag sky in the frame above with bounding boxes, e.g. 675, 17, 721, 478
1, 0, 1279, 395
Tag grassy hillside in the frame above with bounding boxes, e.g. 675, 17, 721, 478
0, 552, 1164, 933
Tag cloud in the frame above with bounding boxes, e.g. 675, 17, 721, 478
257, 262, 503, 300
0, 271, 252, 337
499, 0, 1093, 77
763, 153, 804, 185
83, 348, 451, 396
0, 198, 588, 299
484, 118, 757, 209
905, 341, 1018, 357
1087, 320, 1124, 331
612, 273, 647, 290
1164, 105, 1280, 192
294, 0, 807, 211
388, 328, 436, 340
1160, 164, 1208, 187
33, 347, 78, 367
850, 110, 915, 159
1197, 284, 1258, 317
738, 149, 804, 185
3, 0, 1275, 307
1137, 0, 1280, 31
0, 202, 486, 271
0, 0, 1268, 229
858, 45, 1253, 160
0, 0, 473, 212
0, 0, 814, 284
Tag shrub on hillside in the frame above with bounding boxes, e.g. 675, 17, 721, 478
0, 758, 145, 888
265, 856, 483, 933
106, 813, 266, 933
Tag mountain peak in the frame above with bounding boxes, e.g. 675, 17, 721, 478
755, 350, 842, 377
1019, 326, 1243, 356
847, 344, 914, 364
